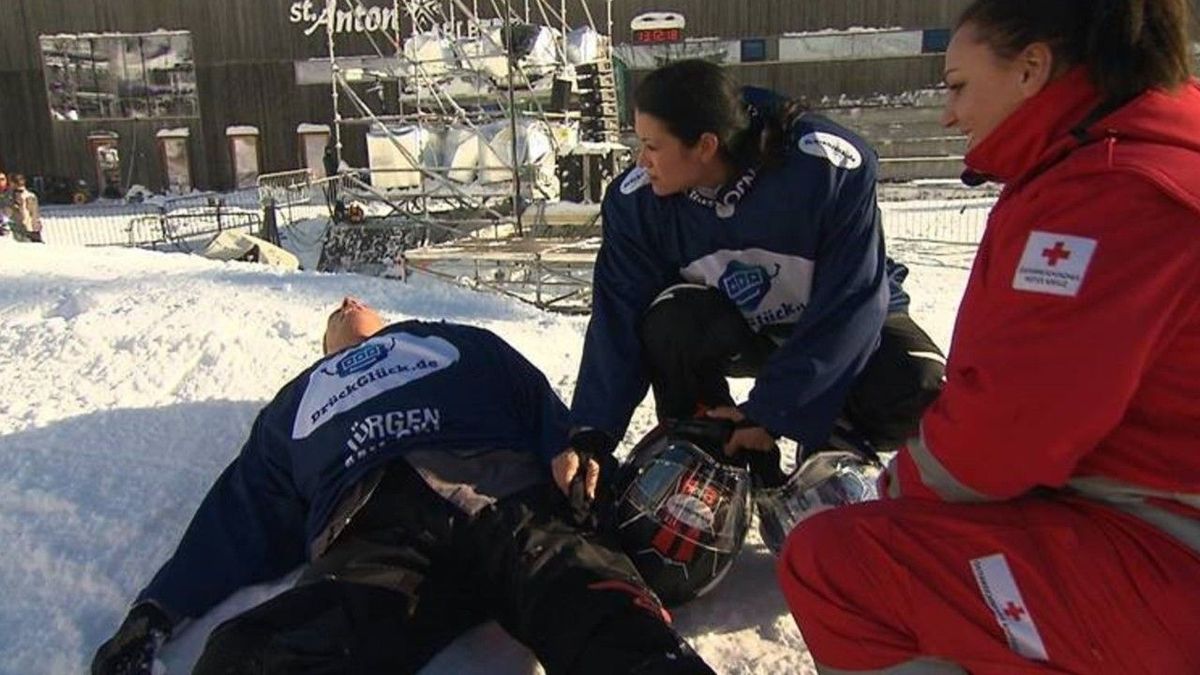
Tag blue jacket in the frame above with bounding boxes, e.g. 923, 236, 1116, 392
571, 92, 904, 451
138, 321, 569, 619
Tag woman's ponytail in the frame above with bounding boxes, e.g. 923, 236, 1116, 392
959, 0, 1194, 100
1084, 0, 1192, 100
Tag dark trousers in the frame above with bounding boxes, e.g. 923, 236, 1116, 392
192, 462, 712, 675
640, 285, 945, 452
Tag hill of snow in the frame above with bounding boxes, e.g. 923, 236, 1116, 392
0, 238, 967, 674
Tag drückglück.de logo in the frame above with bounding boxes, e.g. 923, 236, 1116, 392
681, 248, 814, 331
293, 333, 460, 439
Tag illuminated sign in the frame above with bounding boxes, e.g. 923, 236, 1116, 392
634, 28, 682, 44
630, 12, 685, 45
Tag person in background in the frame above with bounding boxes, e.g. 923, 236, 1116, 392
92, 297, 714, 675
778, 1, 1200, 672
0, 172, 13, 238
555, 59, 944, 509
11, 174, 43, 243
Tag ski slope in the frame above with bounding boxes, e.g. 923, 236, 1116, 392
0, 235, 970, 675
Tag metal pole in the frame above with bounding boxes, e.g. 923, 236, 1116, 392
536, 255, 543, 307
506, 0, 523, 236
326, 0, 343, 167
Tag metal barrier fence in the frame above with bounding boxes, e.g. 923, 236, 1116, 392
36, 176, 996, 294
257, 170, 348, 269
879, 197, 992, 271
41, 189, 263, 253
880, 198, 992, 245
257, 170, 344, 227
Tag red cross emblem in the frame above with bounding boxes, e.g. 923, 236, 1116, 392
1041, 241, 1071, 266
1003, 601, 1027, 622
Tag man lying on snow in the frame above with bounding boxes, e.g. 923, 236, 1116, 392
92, 297, 715, 675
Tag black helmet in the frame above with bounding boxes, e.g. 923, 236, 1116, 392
754, 449, 880, 555
613, 420, 752, 607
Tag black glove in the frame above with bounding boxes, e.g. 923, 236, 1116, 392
91, 602, 173, 675
821, 418, 882, 466
669, 417, 736, 459
745, 443, 789, 490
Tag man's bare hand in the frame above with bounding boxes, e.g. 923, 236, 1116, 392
552, 448, 600, 499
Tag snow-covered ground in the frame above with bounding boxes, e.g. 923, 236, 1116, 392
0, 225, 972, 674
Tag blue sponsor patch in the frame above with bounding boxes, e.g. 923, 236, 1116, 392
719, 261, 779, 311
335, 341, 389, 377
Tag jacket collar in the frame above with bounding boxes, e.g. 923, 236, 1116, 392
963, 67, 1102, 186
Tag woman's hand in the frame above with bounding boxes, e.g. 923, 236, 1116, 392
704, 406, 776, 456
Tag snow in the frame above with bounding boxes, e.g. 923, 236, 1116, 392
41, 29, 189, 39
0, 214, 972, 674
781, 26, 905, 37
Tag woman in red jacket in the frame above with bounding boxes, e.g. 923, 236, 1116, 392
777, 1, 1200, 673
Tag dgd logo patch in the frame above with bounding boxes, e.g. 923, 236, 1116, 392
335, 342, 389, 377
719, 261, 780, 311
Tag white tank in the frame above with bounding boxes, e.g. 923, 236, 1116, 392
477, 120, 555, 184
366, 124, 436, 190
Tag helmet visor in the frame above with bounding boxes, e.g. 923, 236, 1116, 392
755, 450, 880, 554
621, 438, 751, 554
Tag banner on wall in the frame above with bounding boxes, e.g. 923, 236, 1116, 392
288, 0, 442, 36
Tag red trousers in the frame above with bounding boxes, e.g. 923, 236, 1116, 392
777, 496, 1200, 674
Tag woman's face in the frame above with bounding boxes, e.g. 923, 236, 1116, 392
941, 24, 1049, 151
633, 111, 713, 196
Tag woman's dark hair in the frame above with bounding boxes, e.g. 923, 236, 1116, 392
958, 0, 1195, 101
633, 59, 801, 170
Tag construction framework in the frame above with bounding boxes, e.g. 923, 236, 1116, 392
311, 0, 624, 312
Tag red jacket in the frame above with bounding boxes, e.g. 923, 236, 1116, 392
887, 68, 1200, 552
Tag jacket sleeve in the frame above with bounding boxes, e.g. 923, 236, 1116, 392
741, 158, 889, 451
28, 194, 41, 233
885, 180, 1200, 501
570, 184, 674, 444
136, 408, 307, 619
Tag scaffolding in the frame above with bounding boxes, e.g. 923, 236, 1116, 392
313, 0, 623, 311
324, 1, 617, 214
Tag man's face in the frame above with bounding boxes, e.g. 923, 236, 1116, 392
0, 175, 7, 192
323, 297, 386, 355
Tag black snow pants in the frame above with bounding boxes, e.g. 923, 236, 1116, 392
640, 284, 946, 453
191, 461, 714, 675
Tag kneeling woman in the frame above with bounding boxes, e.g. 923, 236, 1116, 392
555, 59, 944, 499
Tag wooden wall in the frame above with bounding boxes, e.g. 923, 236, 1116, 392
627, 56, 948, 106
0, 0, 373, 189
596, 0, 972, 42
2, 0, 1197, 189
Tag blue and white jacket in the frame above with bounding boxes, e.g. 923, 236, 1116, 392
137, 321, 569, 620
571, 91, 906, 451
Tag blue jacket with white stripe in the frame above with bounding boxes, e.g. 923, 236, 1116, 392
571, 92, 906, 451
136, 321, 569, 620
